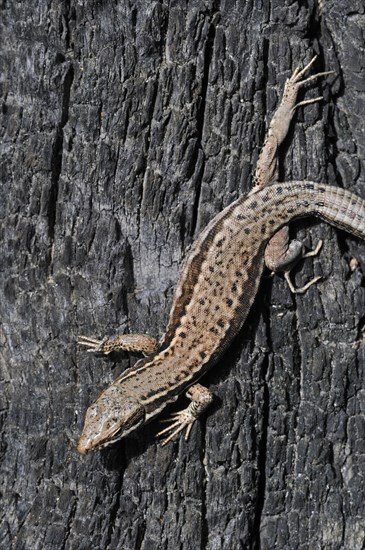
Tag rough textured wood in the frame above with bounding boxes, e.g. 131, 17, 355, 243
1, 1, 364, 548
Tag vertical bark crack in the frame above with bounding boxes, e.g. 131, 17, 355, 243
251, 354, 269, 550
48, 63, 74, 245
190, 8, 220, 239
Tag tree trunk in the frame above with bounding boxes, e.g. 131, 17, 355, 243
1, 1, 364, 548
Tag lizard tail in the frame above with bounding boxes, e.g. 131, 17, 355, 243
292, 181, 365, 240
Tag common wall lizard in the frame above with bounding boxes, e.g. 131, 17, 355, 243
77, 58, 365, 454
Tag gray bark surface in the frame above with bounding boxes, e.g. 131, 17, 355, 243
1, 1, 365, 549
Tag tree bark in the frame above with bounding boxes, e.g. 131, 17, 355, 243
1, 1, 365, 548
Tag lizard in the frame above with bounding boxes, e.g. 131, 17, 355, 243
77, 57, 365, 454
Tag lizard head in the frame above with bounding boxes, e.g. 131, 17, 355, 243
77, 384, 145, 454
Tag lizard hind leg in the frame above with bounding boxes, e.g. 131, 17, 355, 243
265, 227, 323, 294
78, 333, 158, 356
253, 55, 334, 190
156, 383, 213, 446
253, 56, 332, 294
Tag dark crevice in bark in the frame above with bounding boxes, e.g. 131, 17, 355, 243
355, 316, 365, 351
48, 1, 75, 250
138, 6, 169, 223
121, 240, 135, 330
61, 495, 77, 550
190, 9, 220, 239
324, 68, 352, 262
61, 0, 75, 50
291, 296, 303, 432
251, 354, 269, 550
138, 77, 159, 231
48, 63, 74, 246
305, 0, 322, 41
104, 477, 125, 549
200, 439, 209, 550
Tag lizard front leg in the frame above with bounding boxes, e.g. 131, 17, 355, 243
253, 55, 333, 293
156, 383, 213, 445
78, 333, 158, 356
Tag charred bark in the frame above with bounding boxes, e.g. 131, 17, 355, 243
1, 1, 364, 548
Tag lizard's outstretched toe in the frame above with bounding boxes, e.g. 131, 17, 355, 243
78, 335, 110, 354
157, 409, 196, 446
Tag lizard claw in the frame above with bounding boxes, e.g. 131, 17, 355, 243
78, 335, 110, 354
290, 55, 335, 88
156, 409, 196, 446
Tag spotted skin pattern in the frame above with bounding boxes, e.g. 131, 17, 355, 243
77, 181, 365, 453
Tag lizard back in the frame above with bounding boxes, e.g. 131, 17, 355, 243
115, 182, 365, 411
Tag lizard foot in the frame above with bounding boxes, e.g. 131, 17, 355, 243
283, 239, 323, 294
157, 409, 196, 446
156, 383, 213, 445
288, 55, 335, 111
78, 333, 158, 355
78, 335, 110, 354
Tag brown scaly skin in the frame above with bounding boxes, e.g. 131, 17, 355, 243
77, 58, 364, 454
